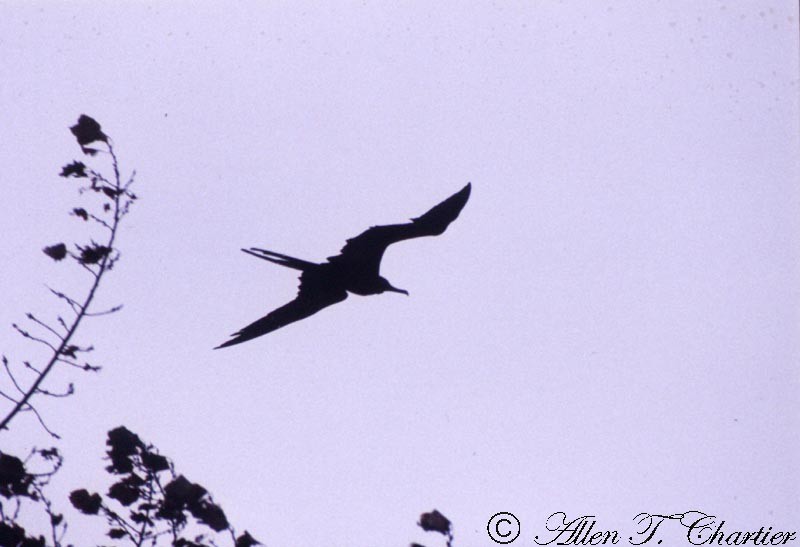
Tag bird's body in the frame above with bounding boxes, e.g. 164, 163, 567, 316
216, 183, 471, 348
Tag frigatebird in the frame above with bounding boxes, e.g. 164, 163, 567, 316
215, 183, 471, 348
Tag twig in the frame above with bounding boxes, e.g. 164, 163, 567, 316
12, 324, 58, 352
85, 304, 123, 317
27, 403, 61, 439
26, 313, 65, 342
46, 286, 82, 315
3, 357, 25, 395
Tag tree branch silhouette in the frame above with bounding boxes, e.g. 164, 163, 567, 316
0, 115, 137, 436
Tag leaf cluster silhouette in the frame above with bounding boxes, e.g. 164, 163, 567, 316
0, 448, 63, 546
68, 427, 259, 546
69, 115, 107, 156
60, 161, 87, 179
411, 509, 454, 547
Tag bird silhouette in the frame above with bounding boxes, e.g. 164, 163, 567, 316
215, 183, 471, 349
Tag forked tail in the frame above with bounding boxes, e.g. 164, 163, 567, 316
241, 248, 316, 271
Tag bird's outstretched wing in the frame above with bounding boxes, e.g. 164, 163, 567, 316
215, 269, 348, 349
327, 183, 471, 276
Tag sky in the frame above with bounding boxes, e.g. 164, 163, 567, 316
1, 1, 798, 546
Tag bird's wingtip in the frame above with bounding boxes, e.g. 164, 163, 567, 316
214, 335, 238, 349
215, 328, 248, 349
455, 182, 472, 204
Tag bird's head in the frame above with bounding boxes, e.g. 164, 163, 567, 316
379, 276, 409, 295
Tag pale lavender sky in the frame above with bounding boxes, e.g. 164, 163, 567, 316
1, 2, 798, 546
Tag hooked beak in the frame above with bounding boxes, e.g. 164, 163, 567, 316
387, 285, 409, 296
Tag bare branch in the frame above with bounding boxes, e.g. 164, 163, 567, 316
0, 118, 135, 434
12, 324, 58, 352
27, 403, 60, 439
54, 356, 80, 368
35, 382, 74, 398
0, 389, 20, 404
25, 313, 66, 342
88, 213, 113, 231
124, 169, 137, 190
85, 304, 123, 317
87, 168, 112, 187
46, 286, 82, 315
77, 260, 101, 279
3, 357, 26, 395
23, 360, 42, 374
56, 315, 69, 332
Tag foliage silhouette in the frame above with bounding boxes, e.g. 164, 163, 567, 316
68, 427, 260, 547
411, 509, 455, 547
0, 447, 64, 546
